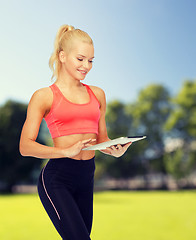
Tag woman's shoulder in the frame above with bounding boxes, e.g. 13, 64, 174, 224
87, 85, 106, 107
31, 86, 52, 100
88, 85, 105, 98
28, 86, 53, 111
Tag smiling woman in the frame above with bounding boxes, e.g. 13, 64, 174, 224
49, 25, 94, 81
57, 38, 94, 82
19, 24, 132, 240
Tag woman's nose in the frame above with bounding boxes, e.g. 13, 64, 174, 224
83, 60, 91, 69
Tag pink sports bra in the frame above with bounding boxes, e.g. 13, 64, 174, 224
44, 83, 101, 139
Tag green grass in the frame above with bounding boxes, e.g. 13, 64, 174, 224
0, 191, 196, 240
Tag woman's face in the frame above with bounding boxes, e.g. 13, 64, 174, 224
61, 38, 94, 81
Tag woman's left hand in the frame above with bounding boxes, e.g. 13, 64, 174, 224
100, 142, 132, 158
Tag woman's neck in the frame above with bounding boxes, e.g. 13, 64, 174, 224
55, 73, 82, 89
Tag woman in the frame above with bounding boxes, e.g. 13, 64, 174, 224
19, 24, 132, 240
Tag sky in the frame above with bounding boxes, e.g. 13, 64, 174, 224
0, 0, 195, 105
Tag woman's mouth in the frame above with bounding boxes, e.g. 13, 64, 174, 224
78, 70, 87, 76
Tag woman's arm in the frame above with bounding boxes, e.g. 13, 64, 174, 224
90, 86, 132, 158
90, 86, 110, 144
19, 88, 92, 159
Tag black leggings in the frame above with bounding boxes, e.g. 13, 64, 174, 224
37, 157, 95, 240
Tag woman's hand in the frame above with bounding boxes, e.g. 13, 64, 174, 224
63, 138, 96, 158
100, 142, 132, 158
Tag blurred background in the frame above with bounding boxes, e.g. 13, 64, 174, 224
0, 0, 196, 239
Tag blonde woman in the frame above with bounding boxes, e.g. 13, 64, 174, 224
19, 25, 131, 240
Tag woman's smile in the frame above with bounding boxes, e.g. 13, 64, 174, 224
77, 69, 88, 76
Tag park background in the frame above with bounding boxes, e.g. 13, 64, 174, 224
0, 0, 196, 239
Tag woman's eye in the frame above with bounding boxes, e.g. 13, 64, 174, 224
77, 58, 93, 63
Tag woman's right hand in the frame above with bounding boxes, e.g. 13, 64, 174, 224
63, 138, 96, 158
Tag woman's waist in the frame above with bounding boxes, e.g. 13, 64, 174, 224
53, 133, 96, 160
53, 133, 97, 148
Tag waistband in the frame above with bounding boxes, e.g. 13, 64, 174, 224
50, 156, 95, 162
45, 156, 95, 171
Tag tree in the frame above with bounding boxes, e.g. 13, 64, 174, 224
126, 84, 171, 174
0, 100, 44, 193
163, 148, 195, 180
95, 100, 143, 179
165, 80, 196, 139
105, 100, 131, 139
164, 80, 196, 180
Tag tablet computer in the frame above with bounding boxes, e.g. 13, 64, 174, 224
82, 136, 146, 151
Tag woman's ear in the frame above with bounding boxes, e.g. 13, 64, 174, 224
59, 51, 66, 63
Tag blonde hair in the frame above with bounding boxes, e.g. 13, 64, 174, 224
49, 24, 93, 80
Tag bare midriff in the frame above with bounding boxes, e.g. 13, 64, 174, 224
53, 133, 97, 160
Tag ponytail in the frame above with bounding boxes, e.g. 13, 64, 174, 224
49, 24, 93, 81
49, 25, 74, 81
